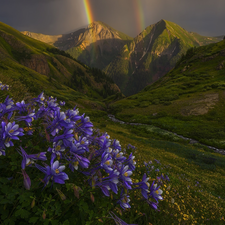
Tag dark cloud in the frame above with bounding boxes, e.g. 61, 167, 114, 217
0, 0, 224, 37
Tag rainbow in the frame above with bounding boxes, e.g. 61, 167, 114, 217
83, 0, 94, 24
133, 0, 145, 34
83, 0, 97, 60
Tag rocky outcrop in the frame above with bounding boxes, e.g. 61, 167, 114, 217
21, 31, 62, 45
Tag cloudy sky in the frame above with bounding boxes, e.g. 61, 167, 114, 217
0, 0, 224, 37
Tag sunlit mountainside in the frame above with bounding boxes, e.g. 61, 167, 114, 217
21, 19, 221, 96
0, 21, 122, 114
22, 21, 133, 71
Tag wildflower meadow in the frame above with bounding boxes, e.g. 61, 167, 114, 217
0, 82, 168, 225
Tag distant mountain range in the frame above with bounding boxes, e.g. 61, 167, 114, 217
21, 20, 222, 96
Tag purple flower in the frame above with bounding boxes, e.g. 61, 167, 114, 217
112, 149, 126, 162
14, 112, 36, 126
0, 96, 15, 119
119, 165, 133, 189
126, 153, 136, 171
67, 153, 90, 172
32, 92, 45, 105
35, 160, 69, 188
17, 146, 47, 169
1, 121, 24, 148
148, 180, 163, 203
100, 152, 113, 173
59, 101, 65, 106
48, 140, 66, 163
53, 129, 74, 147
65, 107, 81, 122
118, 193, 131, 209
21, 169, 31, 190
133, 173, 150, 199
15, 100, 29, 114
77, 114, 93, 135
111, 139, 121, 151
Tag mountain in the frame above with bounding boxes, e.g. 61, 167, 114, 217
0, 21, 121, 112
104, 19, 221, 96
21, 20, 221, 96
109, 38, 225, 149
22, 21, 133, 70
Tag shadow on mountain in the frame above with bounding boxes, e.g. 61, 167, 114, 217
59, 38, 133, 70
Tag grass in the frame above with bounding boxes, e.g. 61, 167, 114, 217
88, 115, 225, 224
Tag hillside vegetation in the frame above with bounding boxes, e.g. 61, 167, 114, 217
110, 39, 225, 149
0, 21, 121, 114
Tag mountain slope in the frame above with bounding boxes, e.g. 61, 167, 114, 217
104, 19, 221, 96
22, 21, 133, 70
109, 38, 225, 149
0, 21, 121, 111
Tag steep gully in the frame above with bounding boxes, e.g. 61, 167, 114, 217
108, 114, 225, 156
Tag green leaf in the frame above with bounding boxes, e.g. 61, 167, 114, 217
15, 208, 30, 219
50, 220, 58, 225
62, 220, 70, 225
29, 217, 39, 223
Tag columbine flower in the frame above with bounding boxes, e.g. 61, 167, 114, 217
133, 173, 150, 199
120, 165, 133, 189
33, 92, 45, 105
2, 121, 24, 148
112, 149, 126, 162
126, 153, 136, 171
14, 112, 36, 126
111, 139, 121, 150
15, 100, 29, 114
17, 146, 47, 169
53, 129, 74, 147
77, 114, 93, 135
48, 140, 65, 163
148, 180, 163, 203
35, 160, 69, 188
118, 193, 131, 209
100, 152, 113, 173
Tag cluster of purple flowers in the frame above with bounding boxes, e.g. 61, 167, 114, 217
0, 81, 167, 224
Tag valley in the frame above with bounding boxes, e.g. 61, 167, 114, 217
0, 20, 225, 225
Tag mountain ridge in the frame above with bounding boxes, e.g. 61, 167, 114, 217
20, 19, 222, 96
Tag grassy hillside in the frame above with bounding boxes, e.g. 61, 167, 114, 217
0, 21, 121, 114
109, 39, 225, 149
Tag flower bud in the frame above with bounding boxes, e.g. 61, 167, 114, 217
73, 185, 79, 199
31, 198, 35, 208
74, 132, 79, 141
90, 192, 95, 203
45, 129, 50, 142
42, 210, 46, 220
91, 177, 95, 189
21, 169, 31, 190
56, 188, 66, 201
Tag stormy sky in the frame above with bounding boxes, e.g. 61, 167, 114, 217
0, 0, 224, 38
